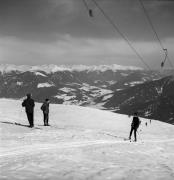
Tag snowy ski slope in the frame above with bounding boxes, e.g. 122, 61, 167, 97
0, 99, 174, 180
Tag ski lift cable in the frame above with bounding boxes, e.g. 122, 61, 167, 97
90, 0, 151, 71
82, 0, 90, 11
82, 0, 94, 17
163, 49, 168, 64
138, 0, 174, 68
161, 49, 167, 68
138, 0, 164, 50
167, 56, 174, 68
161, 50, 174, 69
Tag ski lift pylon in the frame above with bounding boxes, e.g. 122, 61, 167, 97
161, 48, 168, 68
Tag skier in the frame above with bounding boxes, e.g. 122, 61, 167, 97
22, 93, 35, 128
41, 98, 50, 126
129, 112, 141, 142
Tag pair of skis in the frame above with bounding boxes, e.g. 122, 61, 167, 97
14, 122, 42, 130
123, 138, 137, 142
102, 132, 139, 142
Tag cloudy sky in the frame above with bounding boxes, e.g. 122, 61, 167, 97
0, 0, 173, 69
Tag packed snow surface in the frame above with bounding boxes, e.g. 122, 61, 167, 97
59, 87, 76, 93
55, 94, 76, 101
0, 99, 174, 180
37, 83, 54, 88
16, 81, 23, 86
34, 72, 47, 77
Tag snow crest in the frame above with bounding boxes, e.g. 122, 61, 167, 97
0, 64, 143, 74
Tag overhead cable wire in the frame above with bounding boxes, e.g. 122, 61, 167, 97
161, 49, 167, 68
90, 0, 151, 71
138, 0, 174, 68
139, 0, 164, 49
166, 55, 174, 68
82, 0, 89, 11
82, 0, 93, 17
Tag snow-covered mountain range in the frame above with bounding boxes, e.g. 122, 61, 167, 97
0, 64, 143, 74
0, 64, 174, 124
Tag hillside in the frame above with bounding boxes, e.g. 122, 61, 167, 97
0, 99, 174, 180
104, 75, 174, 124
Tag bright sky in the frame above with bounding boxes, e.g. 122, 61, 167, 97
0, 0, 174, 69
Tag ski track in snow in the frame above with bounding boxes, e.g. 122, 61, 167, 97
1, 139, 174, 158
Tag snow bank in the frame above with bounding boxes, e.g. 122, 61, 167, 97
37, 82, 54, 88
34, 72, 47, 77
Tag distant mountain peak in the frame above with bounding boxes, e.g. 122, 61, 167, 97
0, 64, 143, 74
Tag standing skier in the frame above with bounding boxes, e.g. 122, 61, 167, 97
129, 112, 141, 142
22, 93, 35, 128
41, 98, 50, 126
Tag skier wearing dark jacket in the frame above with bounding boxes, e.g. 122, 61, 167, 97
41, 99, 50, 126
129, 112, 141, 141
22, 93, 35, 127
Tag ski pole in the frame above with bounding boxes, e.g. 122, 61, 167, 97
18, 106, 24, 124
137, 130, 142, 142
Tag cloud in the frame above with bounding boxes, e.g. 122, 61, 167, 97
0, 35, 173, 68
0, 0, 173, 43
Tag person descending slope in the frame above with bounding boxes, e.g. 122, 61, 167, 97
129, 112, 141, 142
41, 98, 50, 126
22, 93, 35, 128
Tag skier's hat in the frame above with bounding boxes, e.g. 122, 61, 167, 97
26, 93, 31, 98
134, 112, 138, 116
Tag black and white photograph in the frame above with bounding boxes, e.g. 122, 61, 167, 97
0, 0, 174, 179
